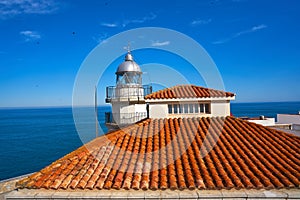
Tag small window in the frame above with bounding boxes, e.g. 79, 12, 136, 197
174, 104, 178, 113
205, 104, 210, 113
189, 104, 194, 113
200, 104, 204, 113
184, 104, 189, 113
194, 104, 199, 113
168, 104, 172, 114
179, 105, 183, 113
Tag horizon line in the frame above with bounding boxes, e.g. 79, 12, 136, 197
1, 100, 300, 109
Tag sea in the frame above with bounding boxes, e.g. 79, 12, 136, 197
0, 102, 300, 181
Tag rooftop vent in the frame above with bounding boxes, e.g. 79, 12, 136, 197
259, 115, 265, 120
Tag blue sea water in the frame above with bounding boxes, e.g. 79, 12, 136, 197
231, 101, 300, 119
0, 106, 111, 181
0, 102, 300, 181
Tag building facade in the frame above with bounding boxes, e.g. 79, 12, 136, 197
145, 85, 235, 119
105, 51, 235, 129
278, 113, 300, 130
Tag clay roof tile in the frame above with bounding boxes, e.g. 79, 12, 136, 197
145, 85, 235, 100
17, 117, 300, 190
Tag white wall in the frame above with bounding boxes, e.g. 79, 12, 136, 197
292, 124, 300, 131
248, 118, 275, 126
112, 102, 147, 114
111, 102, 147, 124
135, 104, 147, 113
116, 87, 144, 100
211, 101, 230, 117
149, 104, 168, 119
277, 114, 300, 124
149, 100, 231, 119
120, 104, 135, 114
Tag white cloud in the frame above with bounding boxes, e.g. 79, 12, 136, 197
234, 24, 267, 37
151, 40, 170, 47
0, 0, 58, 18
99, 13, 156, 29
93, 32, 109, 44
100, 23, 118, 28
212, 38, 231, 45
122, 13, 156, 27
251, 24, 267, 31
213, 24, 267, 44
20, 30, 41, 41
190, 19, 212, 26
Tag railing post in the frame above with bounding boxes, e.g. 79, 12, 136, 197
106, 87, 108, 99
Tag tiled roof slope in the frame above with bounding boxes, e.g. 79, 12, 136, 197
145, 85, 235, 100
17, 117, 300, 190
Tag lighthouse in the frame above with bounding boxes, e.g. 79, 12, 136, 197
105, 50, 152, 129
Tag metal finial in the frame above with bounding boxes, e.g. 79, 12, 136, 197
123, 42, 131, 53
124, 42, 133, 61
127, 42, 131, 53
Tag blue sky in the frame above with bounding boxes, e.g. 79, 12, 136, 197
0, 0, 300, 107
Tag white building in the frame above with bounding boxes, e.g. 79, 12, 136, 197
277, 113, 300, 130
145, 85, 235, 119
105, 51, 235, 129
105, 51, 152, 128
244, 116, 276, 126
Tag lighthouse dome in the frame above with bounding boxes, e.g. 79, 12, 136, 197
116, 52, 142, 74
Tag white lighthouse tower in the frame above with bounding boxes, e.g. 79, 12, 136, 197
105, 50, 152, 129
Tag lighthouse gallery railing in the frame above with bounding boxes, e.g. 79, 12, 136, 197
106, 85, 152, 102
105, 112, 147, 125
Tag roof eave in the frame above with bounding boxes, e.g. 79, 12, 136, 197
145, 96, 235, 103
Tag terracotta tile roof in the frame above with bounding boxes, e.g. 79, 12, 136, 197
145, 85, 235, 100
17, 117, 300, 190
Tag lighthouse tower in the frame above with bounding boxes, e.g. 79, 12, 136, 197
105, 50, 152, 128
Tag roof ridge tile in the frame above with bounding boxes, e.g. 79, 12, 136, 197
145, 84, 235, 100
